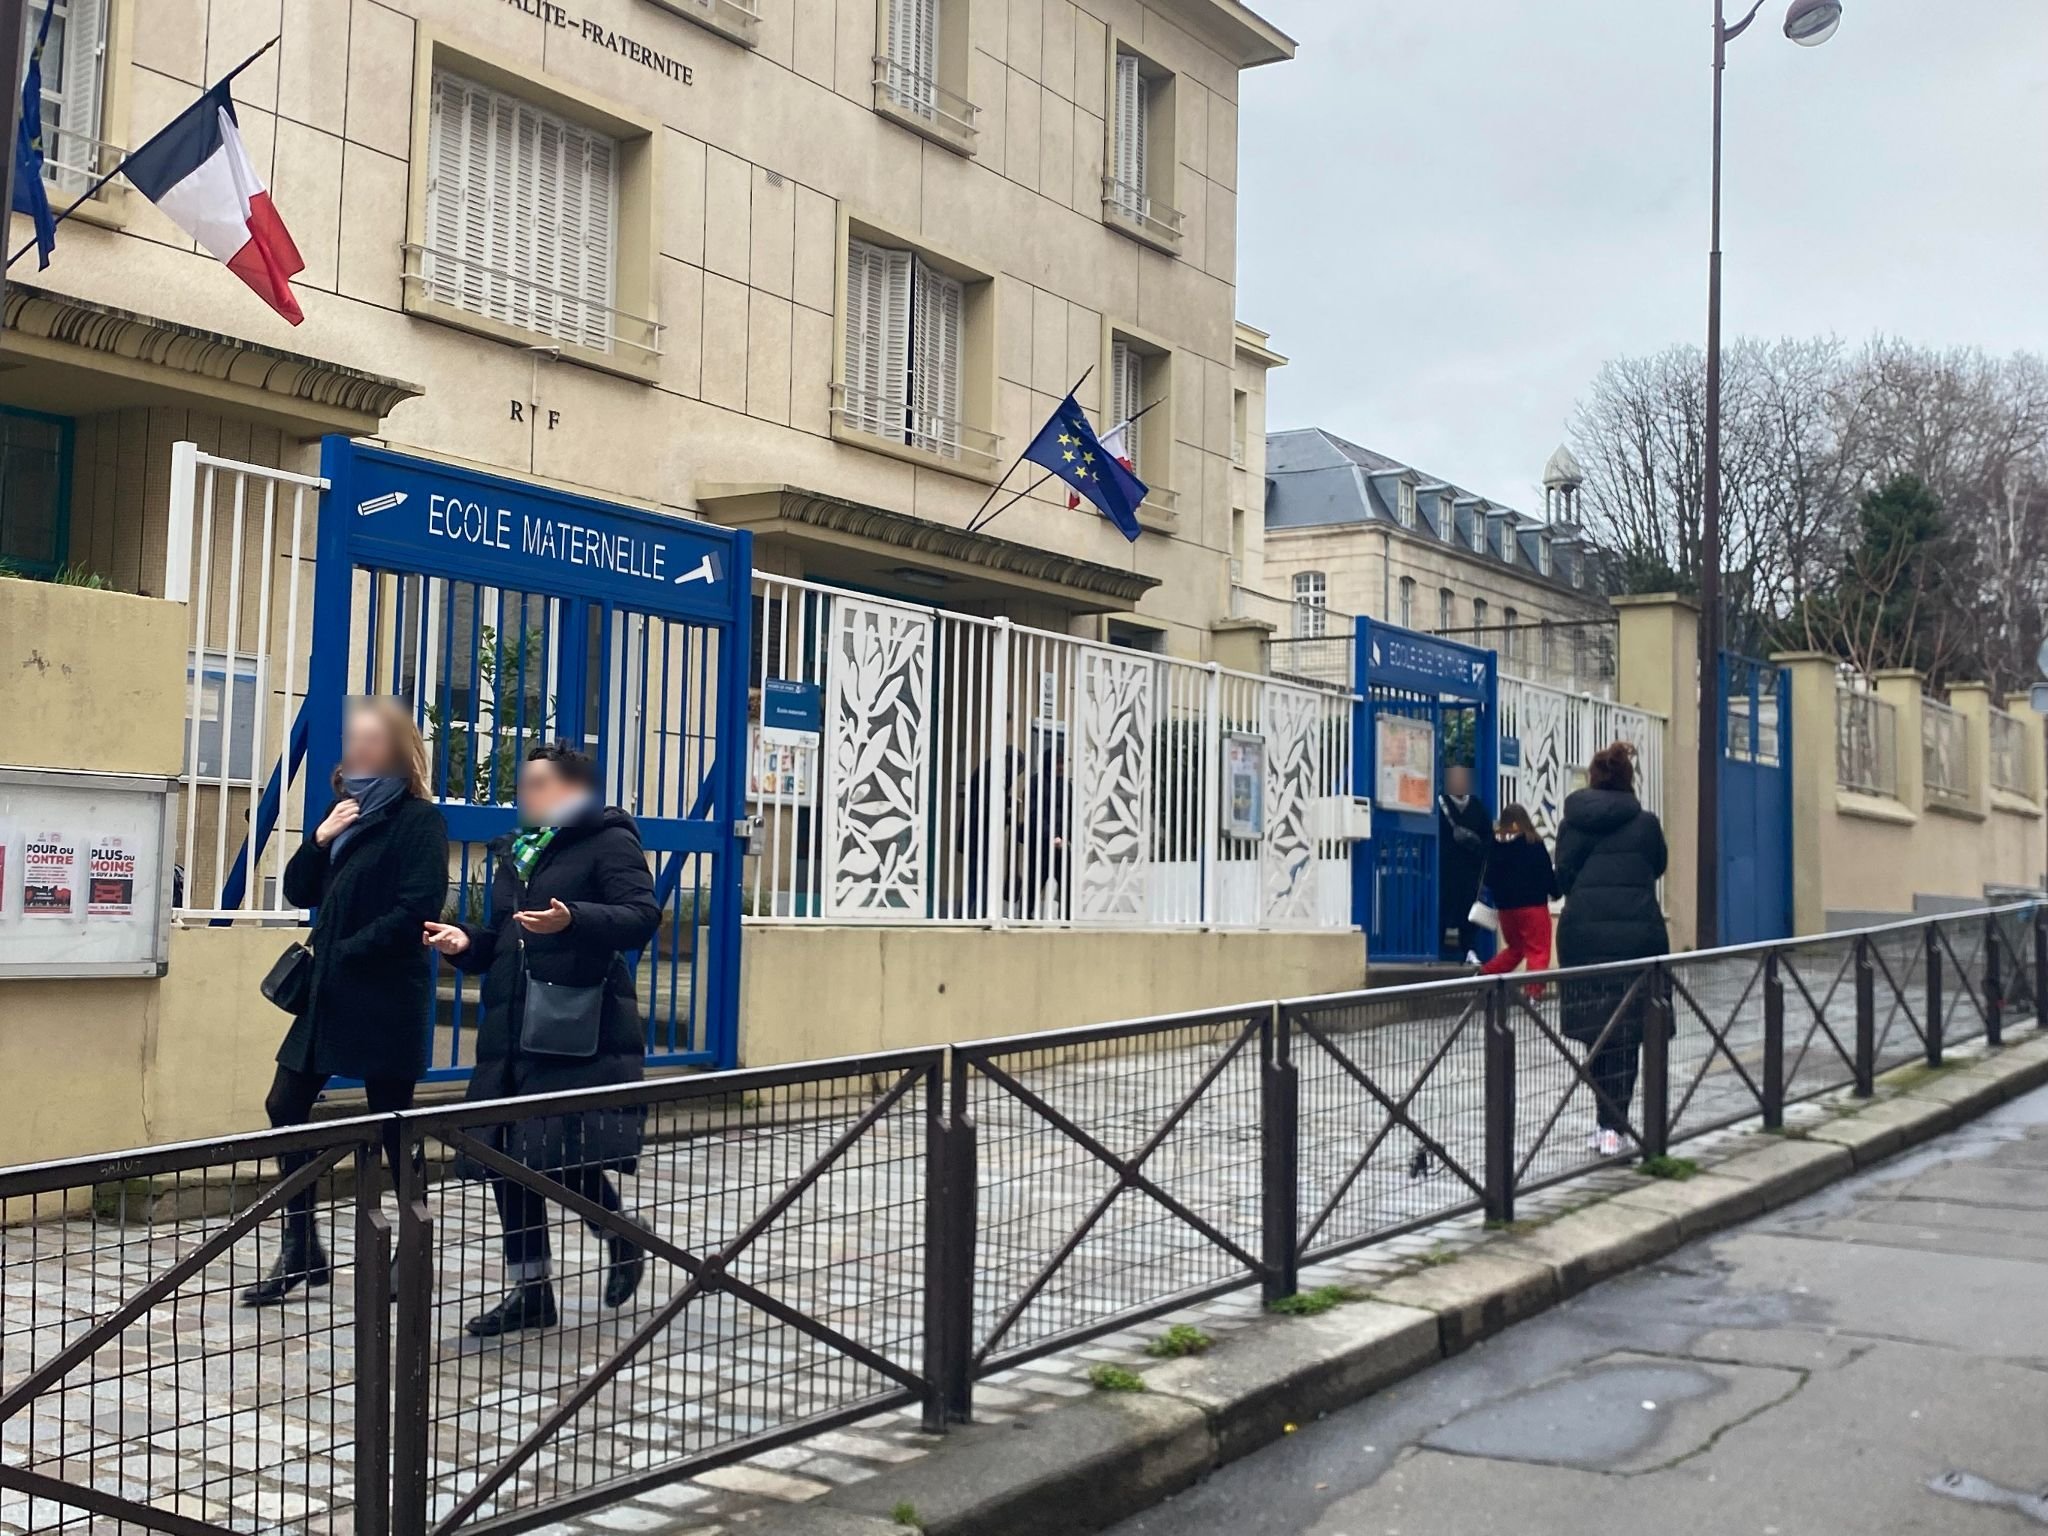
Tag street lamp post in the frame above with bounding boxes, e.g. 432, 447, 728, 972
1695, 0, 1842, 951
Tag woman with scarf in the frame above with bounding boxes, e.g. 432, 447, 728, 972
245, 696, 447, 1307
423, 741, 662, 1336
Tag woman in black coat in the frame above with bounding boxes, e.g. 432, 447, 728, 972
1555, 742, 1670, 1158
246, 696, 448, 1307
424, 742, 661, 1336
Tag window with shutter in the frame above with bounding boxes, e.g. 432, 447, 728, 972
1112, 54, 1148, 221
910, 258, 963, 458
886, 0, 940, 119
423, 73, 620, 353
1109, 339, 1144, 477
31, 0, 107, 192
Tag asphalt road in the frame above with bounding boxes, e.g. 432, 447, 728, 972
1109, 1082, 2048, 1536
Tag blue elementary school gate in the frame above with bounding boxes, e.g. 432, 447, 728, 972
1719, 652, 1794, 945
1352, 619, 1498, 962
305, 438, 753, 1076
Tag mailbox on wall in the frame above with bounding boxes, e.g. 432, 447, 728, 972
0, 766, 177, 979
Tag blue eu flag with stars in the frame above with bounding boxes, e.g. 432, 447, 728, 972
1023, 394, 1147, 543
12, 0, 60, 270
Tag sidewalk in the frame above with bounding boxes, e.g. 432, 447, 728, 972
527, 1030, 2048, 1536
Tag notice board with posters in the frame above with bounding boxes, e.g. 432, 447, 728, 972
0, 766, 176, 978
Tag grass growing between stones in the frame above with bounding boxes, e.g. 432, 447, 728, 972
1639, 1155, 1701, 1181
1146, 1324, 1214, 1359
1088, 1363, 1149, 1392
890, 1501, 924, 1530
1267, 1283, 1362, 1317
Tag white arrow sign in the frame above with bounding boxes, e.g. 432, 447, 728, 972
673, 554, 719, 588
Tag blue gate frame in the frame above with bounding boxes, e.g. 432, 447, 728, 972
1353, 619, 1498, 963
1719, 652, 1793, 945
305, 438, 753, 1074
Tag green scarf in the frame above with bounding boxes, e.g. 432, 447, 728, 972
509, 824, 559, 881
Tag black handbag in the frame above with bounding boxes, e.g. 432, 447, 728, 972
518, 967, 606, 1058
260, 942, 315, 1015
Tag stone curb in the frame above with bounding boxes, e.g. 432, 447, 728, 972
749, 1034, 2048, 1536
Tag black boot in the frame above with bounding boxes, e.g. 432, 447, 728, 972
603, 1236, 645, 1309
466, 1281, 558, 1337
241, 1222, 331, 1307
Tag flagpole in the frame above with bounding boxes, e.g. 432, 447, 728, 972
961, 364, 1095, 535
6, 34, 281, 270
967, 394, 1167, 537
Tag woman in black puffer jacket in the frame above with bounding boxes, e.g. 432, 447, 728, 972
1555, 742, 1669, 1156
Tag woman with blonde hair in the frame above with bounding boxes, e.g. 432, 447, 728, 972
244, 696, 448, 1307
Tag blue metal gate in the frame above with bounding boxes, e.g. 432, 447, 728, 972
1719, 652, 1793, 944
1353, 619, 1498, 962
305, 439, 753, 1076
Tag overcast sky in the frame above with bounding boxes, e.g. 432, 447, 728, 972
1238, 0, 2048, 513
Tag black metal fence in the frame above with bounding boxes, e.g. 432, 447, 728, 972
0, 905, 2040, 1536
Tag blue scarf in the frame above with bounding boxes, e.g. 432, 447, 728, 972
332, 774, 407, 858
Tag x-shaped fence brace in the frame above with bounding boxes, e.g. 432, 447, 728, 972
1991, 915, 2041, 1013
1779, 944, 1863, 1087
419, 1065, 931, 1536
1866, 937, 1930, 1058
1509, 971, 1652, 1182
1664, 959, 1772, 1133
1291, 995, 1488, 1254
963, 1017, 1267, 1369
0, 1138, 370, 1536
1930, 921, 1991, 1033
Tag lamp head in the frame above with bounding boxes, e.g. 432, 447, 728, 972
1784, 0, 1843, 46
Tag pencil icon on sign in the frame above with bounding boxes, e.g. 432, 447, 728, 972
356, 492, 407, 517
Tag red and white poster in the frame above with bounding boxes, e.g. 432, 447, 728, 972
87, 837, 137, 917
22, 833, 79, 918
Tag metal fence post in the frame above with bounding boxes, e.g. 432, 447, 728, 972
1260, 1005, 1300, 1304
925, 1053, 977, 1425
1640, 965, 1671, 1161
920, 1061, 961, 1432
1854, 936, 1876, 1097
390, 1122, 434, 1536
1482, 982, 1516, 1225
352, 1138, 394, 1536
1986, 912, 2004, 1047
1762, 952, 1785, 1130
1926, 924, 1945, 1068
2036, 904, 2048, 1030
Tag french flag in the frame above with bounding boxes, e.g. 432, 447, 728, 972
121, 83, 305, 324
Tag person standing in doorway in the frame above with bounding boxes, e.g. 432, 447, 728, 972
1479, 804, 1559, 982
245, 697, 448, 1307
1437, 763, 1492, 961
423, 741, 661, 1336
1555, 742, 1670, 1158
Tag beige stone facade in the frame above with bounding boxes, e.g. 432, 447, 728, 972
4, 0, 1292, 656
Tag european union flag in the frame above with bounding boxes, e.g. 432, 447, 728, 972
1023, 393, 1147, 543
12, 0, 59, 270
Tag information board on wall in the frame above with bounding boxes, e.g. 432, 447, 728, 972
1375, 714, 1438, 815
0, 768, 176, 979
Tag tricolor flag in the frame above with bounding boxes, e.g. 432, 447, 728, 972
121, 83, 305, 324
1069, 419, 1136, 511
1023, 394, 1147, 543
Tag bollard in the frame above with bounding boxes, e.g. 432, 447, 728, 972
1986, 912, 2004, 1048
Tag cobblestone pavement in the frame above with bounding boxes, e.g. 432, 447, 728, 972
0, 928, 1998, 1536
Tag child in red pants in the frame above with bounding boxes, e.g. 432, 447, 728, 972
1480, 804, 1559, 979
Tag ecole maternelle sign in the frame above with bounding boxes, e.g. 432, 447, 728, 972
499, 0, 697, 87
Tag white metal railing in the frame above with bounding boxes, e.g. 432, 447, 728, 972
164, 443, 326, 923
745, 573, 1357, 931
872, 56, 980, 140
1497, 673, 1666, 850
1836, 687, 1898, 798
1923, 697, 1970, 803
401, 245, 664, 358
830, 382, 1001, 468
1102, 176, 1186, 242
1991, 707, 2030, 797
